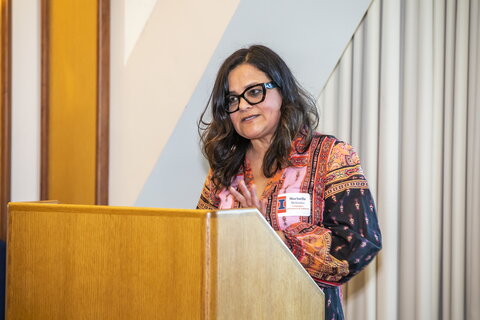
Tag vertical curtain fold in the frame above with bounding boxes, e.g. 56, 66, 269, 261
376, 0, 401, 318
335, 44, 353, 143
450, 1, 469, 319
432, 2, 446, 320
399, 0, 419, 317
414, 0, 435, 319
466, 2, 480, 319
441, 0, 456, 317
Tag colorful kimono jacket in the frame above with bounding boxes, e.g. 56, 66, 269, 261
197, 133, 382, 319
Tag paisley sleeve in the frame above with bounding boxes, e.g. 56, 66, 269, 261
283, 141, 382, 285
196, 169, 220, 210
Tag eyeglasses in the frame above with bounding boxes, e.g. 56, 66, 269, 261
224, 81, 278, 114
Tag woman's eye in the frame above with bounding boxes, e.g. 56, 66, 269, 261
246, 88, 262, 98
227, 96, 239, 106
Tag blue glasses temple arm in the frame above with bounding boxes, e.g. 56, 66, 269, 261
265, 82, 278, 89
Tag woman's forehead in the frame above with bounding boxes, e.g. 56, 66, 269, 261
227, 64, 270, 92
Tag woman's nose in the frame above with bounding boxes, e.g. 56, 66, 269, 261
238, 97, 252, 111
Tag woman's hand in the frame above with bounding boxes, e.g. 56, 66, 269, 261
228, 179, 265, 215
229, 180, 287, 245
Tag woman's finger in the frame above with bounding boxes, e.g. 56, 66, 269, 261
237, 180, 253, 205
249, 183, 260, 206
230, 181, 265, 214
228, 186, 247, 207
249, 184, 267, 216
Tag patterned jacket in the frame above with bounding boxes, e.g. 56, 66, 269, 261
197, 133, 382, 286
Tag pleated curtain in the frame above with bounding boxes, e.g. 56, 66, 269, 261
316, 0, 480, 319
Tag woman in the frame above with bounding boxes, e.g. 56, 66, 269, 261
197, 45, 381, 319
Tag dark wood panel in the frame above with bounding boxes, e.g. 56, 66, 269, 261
40, 0, 50, 201
0, 0, 12, 240
96, 0, 110, 205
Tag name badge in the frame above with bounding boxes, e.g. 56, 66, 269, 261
277, 193, 311, 217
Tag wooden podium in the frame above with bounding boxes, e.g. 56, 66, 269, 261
6, 203, 324, 319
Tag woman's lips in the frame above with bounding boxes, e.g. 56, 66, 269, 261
242, 114, 259, 121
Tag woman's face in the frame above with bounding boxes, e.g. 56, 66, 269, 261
227, 63, 282, 145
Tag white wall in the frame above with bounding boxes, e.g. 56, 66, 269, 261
11, 0, 41, 202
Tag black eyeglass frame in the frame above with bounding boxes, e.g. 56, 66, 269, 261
224, 81, 279, 114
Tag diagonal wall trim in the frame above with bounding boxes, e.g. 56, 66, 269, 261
0, 0, 11, 240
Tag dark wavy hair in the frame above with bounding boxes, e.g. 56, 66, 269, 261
198, 45, 319, 188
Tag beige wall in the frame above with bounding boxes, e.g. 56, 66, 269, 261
109, 0, 241, 206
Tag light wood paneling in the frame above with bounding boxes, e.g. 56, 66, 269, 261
7, 204, 207, 319
48, 0, 97, 204
41, 0, 110, 205
0, 0, 11, 240
216, 210, 325, 319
